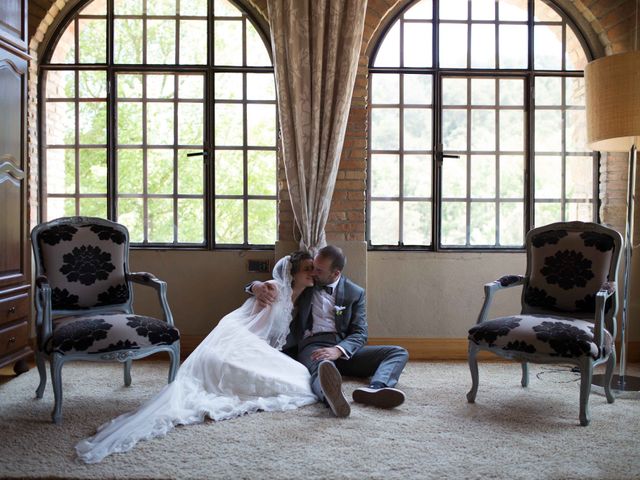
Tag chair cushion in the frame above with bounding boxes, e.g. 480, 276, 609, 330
468, 315, 612, 360
47, 313, 180, 355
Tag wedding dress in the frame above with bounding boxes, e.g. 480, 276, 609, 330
75, 256, 317, 464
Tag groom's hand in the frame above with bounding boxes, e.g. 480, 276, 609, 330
311, 347, 342, 362
252, 281, 278, 308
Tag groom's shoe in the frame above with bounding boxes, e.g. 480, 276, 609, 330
318, 361, 350, 418
352, 385, 406, 409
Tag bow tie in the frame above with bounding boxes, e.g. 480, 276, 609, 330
321, 286, 333, 295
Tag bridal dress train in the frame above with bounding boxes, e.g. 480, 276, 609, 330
75, 256, 317, 463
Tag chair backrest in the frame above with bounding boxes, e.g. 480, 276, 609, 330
521, 221, 623, 323
32, 217, 132, 311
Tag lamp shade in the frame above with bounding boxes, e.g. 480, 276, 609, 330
585, 51, 640, 152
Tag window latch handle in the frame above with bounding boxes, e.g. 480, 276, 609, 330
186, 151, 208, 158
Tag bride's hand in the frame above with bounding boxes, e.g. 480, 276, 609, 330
253, 281, 279, 308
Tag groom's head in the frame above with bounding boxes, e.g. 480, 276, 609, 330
313, 245, 346, 286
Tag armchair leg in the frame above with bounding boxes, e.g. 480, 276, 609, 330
467, 342, 479, 403
521, 362, 529, 388
35, 351, 47, 399
124, 359, 132, 387
604, 348, 616, 404
168, 342, 180, 383
579, 358, 593, 426
50, 354, 64, 424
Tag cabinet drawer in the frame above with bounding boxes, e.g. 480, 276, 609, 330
0, 321, 28, 356
0, 293, 29, 326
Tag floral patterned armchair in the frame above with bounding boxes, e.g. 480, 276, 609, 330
467, 221, 623, 426
31, 217, 180, 423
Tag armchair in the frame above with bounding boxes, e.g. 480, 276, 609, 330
31, 216, 180, 423
467, 221, 622, 426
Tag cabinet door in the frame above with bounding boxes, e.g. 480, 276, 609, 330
0, 0, 27, 52
0, 49, 28, 288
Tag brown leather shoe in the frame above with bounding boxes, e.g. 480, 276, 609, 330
352, 386, 405, 408
318, 361, 350, 418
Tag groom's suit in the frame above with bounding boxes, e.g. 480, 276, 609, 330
284, 276, 408, 402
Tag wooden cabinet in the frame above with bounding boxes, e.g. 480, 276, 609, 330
0, 0, 31, 375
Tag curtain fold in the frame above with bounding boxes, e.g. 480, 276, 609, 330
267, 0, 367, 253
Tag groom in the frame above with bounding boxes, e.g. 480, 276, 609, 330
249, 245, 408, 417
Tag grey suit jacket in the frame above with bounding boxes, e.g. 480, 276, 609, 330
287, 276, 368, 357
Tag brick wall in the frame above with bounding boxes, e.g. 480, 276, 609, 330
27, 0, 638, 240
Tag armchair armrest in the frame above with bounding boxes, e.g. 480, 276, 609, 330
593, 281, 616, 350
34, 275, 53, 349
127, 272, 175, 326
475, 275, 525, 325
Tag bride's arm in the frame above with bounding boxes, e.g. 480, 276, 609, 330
248, 280, 279, 317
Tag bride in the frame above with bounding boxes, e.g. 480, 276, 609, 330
75, 252, 318, 464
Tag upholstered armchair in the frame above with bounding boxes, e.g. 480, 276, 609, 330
31, 217, 180, 423
467, 221, 623, 426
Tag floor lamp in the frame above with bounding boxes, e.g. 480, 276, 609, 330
585, 50, 640, 396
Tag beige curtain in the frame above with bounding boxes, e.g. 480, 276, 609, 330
267, 0, 367, 252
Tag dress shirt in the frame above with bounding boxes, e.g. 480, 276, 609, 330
305, 276, 348, 359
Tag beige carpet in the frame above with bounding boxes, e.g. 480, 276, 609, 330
1, 361, 639, 480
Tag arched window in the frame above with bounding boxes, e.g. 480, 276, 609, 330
41, 0, 276, 247
368, 0, 595, 249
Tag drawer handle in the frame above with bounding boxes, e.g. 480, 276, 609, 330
8, 306, 16, 314
8, 337, 16, 344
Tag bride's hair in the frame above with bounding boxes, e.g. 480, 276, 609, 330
289, 250, 313, 278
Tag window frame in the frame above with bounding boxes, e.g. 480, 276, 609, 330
37, 0, 278, 250
367, 0, 600, 252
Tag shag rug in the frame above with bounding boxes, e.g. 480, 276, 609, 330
1, 361, 639, 480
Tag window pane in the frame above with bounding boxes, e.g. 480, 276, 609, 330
115, 0, 142, 15
471, 79, 495, 106
442, 155, 466, 198
371, 109, 399, 150
179, 75, 204, 99
500, 155, 524, 198
47, 198, 76, 220
178, 199, 204, 243
215, 0, 240, 17
566, 26, 587, 70
470, 155, 495, 198
535, 76, 562, 105
179, 150, 205, 194
178, 103, 204, 145
566, 156, 592, 199
214, 20, 243, 66
404, 22, 432, 67
566, 109, 587, 152
534, 109, 562, 152
147, 103, 175, 145
147, 74, 174, 99
46, 102, 75, 145
147, 0, 175, 16
404, 74, 432, 105
499, 79, 523, 106
118, 198, 144, 242
440, 0, 467, 20
535, 155, 562, 198
499, 202, 524, 245
79, 197, 107, 218
247, 104, 276, 146
79, 71, 107, 98
46, 70, 75, 98
180, 0, 207, 16
471, 110, 495, 151
370, 201, 399, 245
215, 150, 243, 195
404, 0, 432, 19
147, 149, 174, 194
79, 149, 107, 193
114, 19, 143, 64
373, 21, 399, 67
46, 149, 75, 194
499, 25, 527, 68
404, 201, 431, 245
534, 25, 562, 70
247, 73, 276, 101
117, 149, 143, 193
535, 202, 561, 227
472, 0, 495, 20
79, 102, 107, 144
248, 200, 276, 244
50, 23, 76, 64
117, 102, 143, 145
566, 202, 592, 222
499, 110, 524, 151
215, 72, 243, 100
248, 151, 276, 196
565, 77, 585, 107
148, 198, 174, 242
78, 19, 106, 63
442, 78, 467, 105
439, 24, 467, 68
371, 74, 399, 104
470, 203, 496, 245
499, 0, 527, 20
404, 108, 431, 150
179, 20, 208, 64
215, 104, 243, 146
441, 202, 466, 245
118, 74, 143, 98
147, 19, 176, 64
215, 199, 244, 243
246, 22, 272, 66
471, 24, 495, 69
404, 154, 431, 197
371, 154, 399, 197
442, 109, 467, 151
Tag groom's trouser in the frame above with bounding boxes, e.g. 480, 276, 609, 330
296, 333, 409, 402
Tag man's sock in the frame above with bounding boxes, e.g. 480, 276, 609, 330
369, 381, 385, 389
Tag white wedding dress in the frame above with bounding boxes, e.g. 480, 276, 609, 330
75, 256, 317, 464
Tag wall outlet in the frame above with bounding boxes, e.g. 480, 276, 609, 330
247, 259, 270, 273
